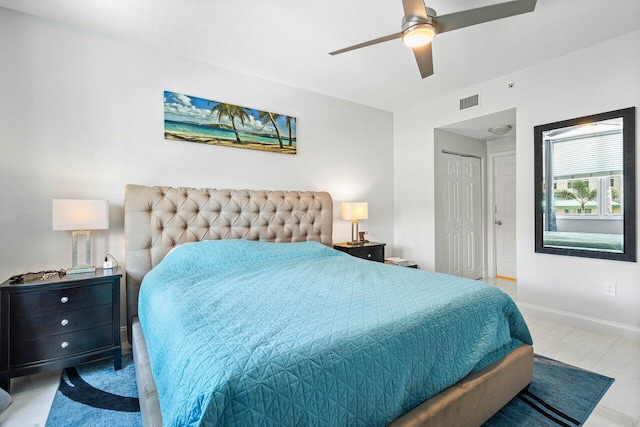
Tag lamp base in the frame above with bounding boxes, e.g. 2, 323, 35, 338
346, 241, 365, 246
70, 230, 95, 275
66, 266, 96, 275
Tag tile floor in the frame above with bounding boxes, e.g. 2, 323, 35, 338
485, 278, 640, 427
1, 282, 638, 426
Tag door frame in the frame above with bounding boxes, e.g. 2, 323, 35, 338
487, 150, 516, 278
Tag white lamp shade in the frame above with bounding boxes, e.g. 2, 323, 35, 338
341, 202, 368, 220
52, 199, 109, 231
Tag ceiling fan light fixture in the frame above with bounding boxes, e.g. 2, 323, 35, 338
488, 125, 512, 136
402, 24, 435, 48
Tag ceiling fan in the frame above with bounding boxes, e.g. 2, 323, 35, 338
329, 0, 537, 78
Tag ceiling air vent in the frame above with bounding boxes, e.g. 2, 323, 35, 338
459, 94, 479, 110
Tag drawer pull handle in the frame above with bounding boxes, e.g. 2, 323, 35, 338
61, 341, 69, 349
61, 319, 69, 327
367, 254, 372, 258
60, 296, 69, 304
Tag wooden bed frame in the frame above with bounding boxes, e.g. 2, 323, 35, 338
124, 184, 533, 427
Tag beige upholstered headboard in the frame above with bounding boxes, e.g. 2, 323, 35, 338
123, 184, 333, 340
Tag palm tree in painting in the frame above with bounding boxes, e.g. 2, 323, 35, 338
210, 103, 250, 144
284, 116, 295, 146
258, 111, 284, 149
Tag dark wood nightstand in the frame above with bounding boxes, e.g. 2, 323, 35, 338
333, 242, 386, 262
0, 268, 122, 391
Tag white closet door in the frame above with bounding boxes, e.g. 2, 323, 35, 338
441, 153, 483, 279
442, 153, 462, 277
461, 156, 483, 279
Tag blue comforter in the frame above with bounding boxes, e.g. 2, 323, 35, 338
138, 240, 532, 426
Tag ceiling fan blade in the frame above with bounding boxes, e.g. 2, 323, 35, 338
329, 32, 402, 55
436, 0, 537, 34
402, 0, 428, 19
412, 42, 434, 78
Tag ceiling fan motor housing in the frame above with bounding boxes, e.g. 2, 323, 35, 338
401, 8, 437, 34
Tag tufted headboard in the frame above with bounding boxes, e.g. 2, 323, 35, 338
123, 184, 333, 340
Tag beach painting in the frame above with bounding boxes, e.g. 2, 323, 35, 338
164, 91, 297, 154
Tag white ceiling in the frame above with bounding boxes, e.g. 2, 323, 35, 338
440, 108, 516, 141
1, 0, 639, 112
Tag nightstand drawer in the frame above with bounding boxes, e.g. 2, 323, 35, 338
11, 304, 113, 341
333, 242, 386, 263
11, 324, 113, 366
349, 246, 385, 262
10, 283, 112, 317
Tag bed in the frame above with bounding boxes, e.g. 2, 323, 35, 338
124, 184, 534, 427
543, 231, 623, 252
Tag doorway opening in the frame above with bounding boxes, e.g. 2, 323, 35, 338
434, 108, 517, 279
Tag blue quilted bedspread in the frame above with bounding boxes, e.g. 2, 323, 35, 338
138, 240, 532, 426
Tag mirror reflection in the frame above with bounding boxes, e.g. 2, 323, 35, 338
534, 107, 636, 261
543, 117, 624, 252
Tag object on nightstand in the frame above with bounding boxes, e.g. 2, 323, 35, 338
103, 254, 119, 271
8, 269, 66, 284
358, 231, 369, 243
0, 387, 10, 414
52, 199, 109, 274
384, 258, 419, 268
341, 202, 368, 245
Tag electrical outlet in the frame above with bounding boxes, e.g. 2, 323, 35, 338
603, 282, 616, 297
103, 261, 113, 269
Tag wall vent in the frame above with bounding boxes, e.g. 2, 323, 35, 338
459, 94, 479, 110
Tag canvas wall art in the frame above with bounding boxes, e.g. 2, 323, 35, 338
164, 91, 297, 154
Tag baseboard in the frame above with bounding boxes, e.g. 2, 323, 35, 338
518, 302, 640, 343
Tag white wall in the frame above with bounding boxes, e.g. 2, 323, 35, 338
0, 8, 395, 324
394, 30, 640, 340
487, 138, 516, 155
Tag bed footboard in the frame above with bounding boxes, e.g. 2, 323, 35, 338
390, 344, 534, 427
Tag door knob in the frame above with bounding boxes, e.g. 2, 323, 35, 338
495, 220, 503, 225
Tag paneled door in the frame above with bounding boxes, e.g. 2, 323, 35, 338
494, 154, 517, 279
442, 153, 483, 279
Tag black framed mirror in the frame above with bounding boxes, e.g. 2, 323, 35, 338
534, 107, 636, 261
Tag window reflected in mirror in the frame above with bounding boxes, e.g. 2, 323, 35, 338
534, 107, 636, 261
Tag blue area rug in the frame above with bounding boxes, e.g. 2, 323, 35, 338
45, 353, 612, 426
485, 355, 614, 426
45, 354, 141, 427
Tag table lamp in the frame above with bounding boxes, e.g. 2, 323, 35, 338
341, 202, 368, 246
52, 199, 109, 274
